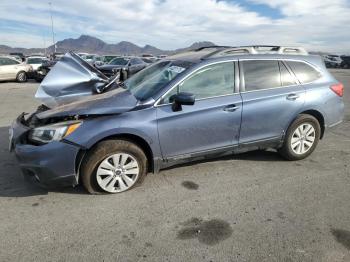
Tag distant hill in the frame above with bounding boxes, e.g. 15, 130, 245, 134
174, 41, 216, 53
0, 35, 216, 56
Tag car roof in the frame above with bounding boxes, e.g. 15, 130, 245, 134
166, 45, 324, 68
0, 55, 20, 60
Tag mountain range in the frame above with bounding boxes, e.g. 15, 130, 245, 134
0, 35, 215, 56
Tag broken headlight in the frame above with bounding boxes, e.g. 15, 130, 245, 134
29, 121, 82, 144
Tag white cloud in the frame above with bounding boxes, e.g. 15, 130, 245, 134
0, 0, 349, 52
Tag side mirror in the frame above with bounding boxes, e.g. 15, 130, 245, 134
171, 92, 195, 112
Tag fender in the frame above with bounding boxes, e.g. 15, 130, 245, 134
65, 108, 163, 160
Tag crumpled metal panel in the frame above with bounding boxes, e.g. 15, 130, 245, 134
35, 52, 108, 108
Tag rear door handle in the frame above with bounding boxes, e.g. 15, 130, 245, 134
286, 94, 300, 100
223, 104, 240, 112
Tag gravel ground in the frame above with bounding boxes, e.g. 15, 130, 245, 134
0, 70, 349, 262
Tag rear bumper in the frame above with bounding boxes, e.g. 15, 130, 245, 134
11, 114, 81, 188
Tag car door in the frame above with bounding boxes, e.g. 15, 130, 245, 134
1, 57, 20, 79
156, 61, 242, 159
239, 59, 305, 144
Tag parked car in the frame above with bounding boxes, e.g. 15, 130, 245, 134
81, 54, 104, 66
0, 56, 33, 82
26, 56, 48, 71
33, 57, 62, 82
9, 52, 25, 62
141, 54, 158, 62
101, 55, 121, 64
340, 56, 350, 69
323, 55, 343, 68
9, 46, 344, 194
97, 56, 149, 77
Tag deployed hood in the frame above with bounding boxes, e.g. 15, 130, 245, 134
35, 52, 109, 108
36, 88, 138, 120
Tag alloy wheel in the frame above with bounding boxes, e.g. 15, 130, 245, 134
96, 153, 140, 193
18, 72, 26, 82
290, 123, 316, 155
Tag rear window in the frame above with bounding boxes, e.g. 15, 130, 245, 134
286, 61, 321, 84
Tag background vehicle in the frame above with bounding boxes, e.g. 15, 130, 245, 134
97, 56, 149, 77
81, 54, 104, 66
33, 56, 62, 82
101, 55, 120, 64
0, 56, 33, 82
9, 52, 25, 62
340, 56, 350, 69
26, 56, 48, 71
323, 55, 343, 68
141, 54, 158, 62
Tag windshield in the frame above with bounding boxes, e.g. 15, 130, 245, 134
109, 57, 129, 65
84, 55, 95, 60
28, 58, 45, 64
124, 60, 192, 101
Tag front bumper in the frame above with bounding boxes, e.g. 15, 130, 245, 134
10, 114, 81, 187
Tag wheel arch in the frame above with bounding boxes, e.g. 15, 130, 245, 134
285, 109, 325, 140
299, 110, 325, 139
76, 133, 155, 176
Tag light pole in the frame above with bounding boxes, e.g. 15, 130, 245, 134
49, 2, 56, 53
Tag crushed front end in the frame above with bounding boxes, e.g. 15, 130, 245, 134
9, 112, 83, 188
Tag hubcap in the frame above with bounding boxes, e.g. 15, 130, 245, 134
18, 73, 25, 81
96, 153, 140, 193
291, 123, 316, 155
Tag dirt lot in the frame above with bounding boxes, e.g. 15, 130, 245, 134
0, 70, 349, 262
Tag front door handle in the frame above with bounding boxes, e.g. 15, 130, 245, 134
286, 94, 300, 100
223, 104, 240, 112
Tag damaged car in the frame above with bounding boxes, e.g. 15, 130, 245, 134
10, 46, 344, 194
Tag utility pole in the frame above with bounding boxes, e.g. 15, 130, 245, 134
43, 34, 47, 56
49, 2, 56, 53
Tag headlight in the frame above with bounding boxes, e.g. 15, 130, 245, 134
29, 121, 82, 144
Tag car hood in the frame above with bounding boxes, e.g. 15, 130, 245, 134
35, 52, 109, 108
36, 88, 138, 120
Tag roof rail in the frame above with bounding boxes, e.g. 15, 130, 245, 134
195, 45, 233, 51
206, 45, 308, 58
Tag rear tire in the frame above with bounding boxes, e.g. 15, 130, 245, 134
278, 114, 320, 160
81, 139, 147, 194
16, 71, 27, 82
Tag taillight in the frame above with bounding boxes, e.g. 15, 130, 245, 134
330, 83, 344, 97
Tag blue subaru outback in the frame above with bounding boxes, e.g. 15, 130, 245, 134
10, 46, 344, 194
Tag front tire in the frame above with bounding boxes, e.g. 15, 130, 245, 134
278, 114, 321, 160
16, 71, 27, 82
81, 139, 147, 194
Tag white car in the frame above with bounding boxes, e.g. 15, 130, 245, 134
0, 56, 33, 82
26, 56, 48, 71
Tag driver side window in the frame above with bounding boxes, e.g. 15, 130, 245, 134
162, 62, 235, 104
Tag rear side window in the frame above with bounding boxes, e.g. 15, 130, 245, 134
279, 61, 297, 86
286, 61, 321, 83
242, 60, 280, 91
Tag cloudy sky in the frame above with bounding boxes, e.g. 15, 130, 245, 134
1, 0, 350, 52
